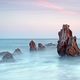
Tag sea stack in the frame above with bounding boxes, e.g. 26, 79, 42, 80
29, 40, 37, 51
57, 24, 80, 56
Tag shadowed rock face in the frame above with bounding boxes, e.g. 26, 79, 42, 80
2, 52, 14, 62
57, 24, 80, 56
29, 40, 37, 51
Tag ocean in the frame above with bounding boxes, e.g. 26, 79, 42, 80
0, 39, 80, 80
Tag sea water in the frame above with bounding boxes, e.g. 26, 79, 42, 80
0, 39, 80, 80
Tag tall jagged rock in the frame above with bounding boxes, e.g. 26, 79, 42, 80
57, 24, 80, 56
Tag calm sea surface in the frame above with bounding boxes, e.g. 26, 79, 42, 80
0, 39, 80, 80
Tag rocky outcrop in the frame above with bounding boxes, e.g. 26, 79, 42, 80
38, 43, 45, 50
57, 24, 80, 56
1, 52, 14, 62
13, 48, 22, 55
29, 40, 37, 51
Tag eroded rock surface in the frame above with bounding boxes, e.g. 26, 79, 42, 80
57, 24, 80, 56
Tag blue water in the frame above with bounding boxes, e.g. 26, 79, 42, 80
0, 39, 80, 80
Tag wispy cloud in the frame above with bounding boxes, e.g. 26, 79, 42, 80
35, 0, 78, 15
0, 0, 79, 15
36, 0, 64, 11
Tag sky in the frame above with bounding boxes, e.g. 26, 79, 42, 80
0, 0, 80, 39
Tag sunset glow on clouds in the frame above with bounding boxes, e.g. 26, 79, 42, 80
35, 0, 79, 15
0, 0, 80, 38
36, 0, 64, 11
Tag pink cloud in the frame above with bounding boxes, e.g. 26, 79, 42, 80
35, 0, 77, 15
36, 0, 64, 11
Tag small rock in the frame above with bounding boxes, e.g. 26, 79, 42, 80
2, 52, 14, 62
13, 48, 22, 55
38, 43, 45, 50
45, 43, 56, 47
29, 40, 37, 51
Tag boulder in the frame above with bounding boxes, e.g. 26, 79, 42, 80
38, 43, 45, 50
13, 48, 22, 55
2, 52, 14, 62
29, 40, 37, 51
57, 24, 80, 56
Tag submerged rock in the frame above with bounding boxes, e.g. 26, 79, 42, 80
57, 24, 80, 56
29, 40, 37, 51
13, 48, 22, 55
2, 52, 14, 62
38, 43, 45, 50
45, 43, 55, 47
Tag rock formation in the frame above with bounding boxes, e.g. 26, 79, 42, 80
38, 43, 45, 50
57, 24, 80, 56
2, 52, 14, 62
45, 43, 56, 48
45, 43, 55, 47
13, 48, 22, 55
29, 40, 37, 51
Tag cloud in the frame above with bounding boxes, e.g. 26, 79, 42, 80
36, 0, 64, 11
35, 0, 78, 15
0, 0, 79, 15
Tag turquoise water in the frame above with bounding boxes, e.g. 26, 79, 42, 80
0, 39, 80, 80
